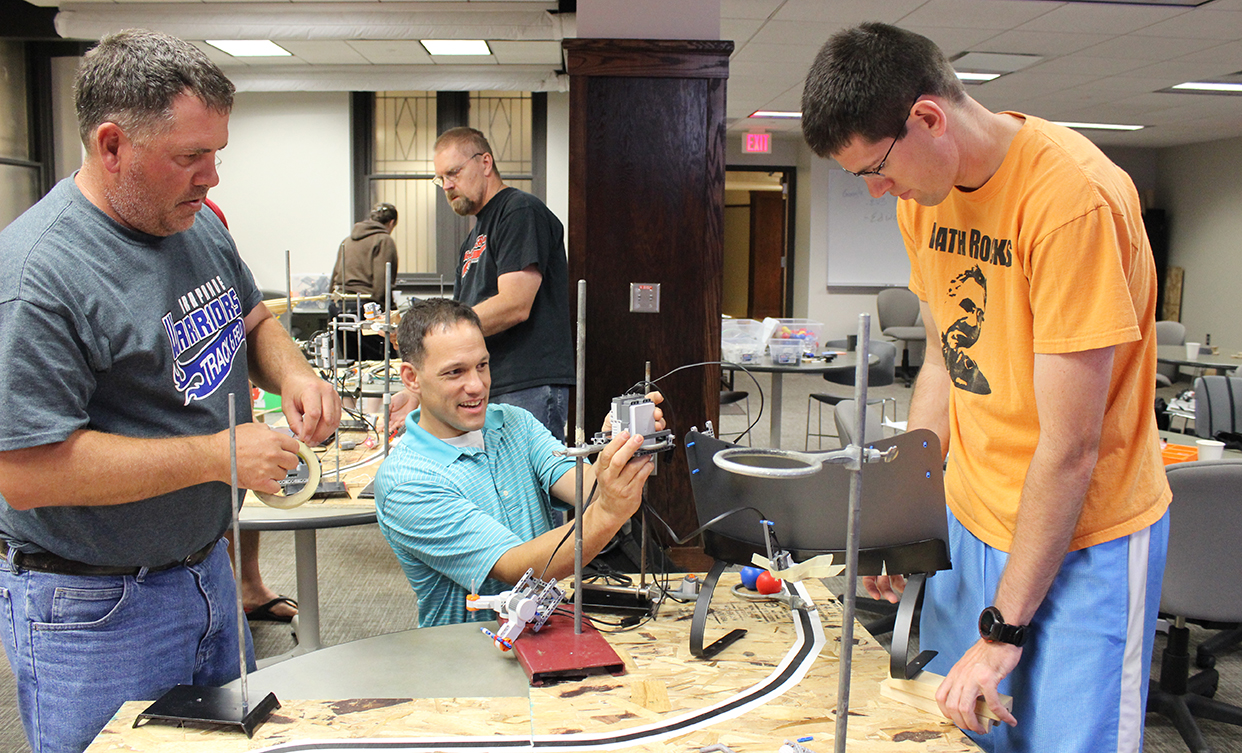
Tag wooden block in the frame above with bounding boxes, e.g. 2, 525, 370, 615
879, 671, 1013, 733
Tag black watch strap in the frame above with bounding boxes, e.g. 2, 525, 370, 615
978, 606, 1027, 647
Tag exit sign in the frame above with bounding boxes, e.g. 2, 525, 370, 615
744, 132, 771, 154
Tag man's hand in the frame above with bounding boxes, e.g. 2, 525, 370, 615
280, 374, 342, 446
388, 387, 419, 429
936, 639, 1021, 733
863, 574, 906, 603
215, 423, 303, 495
592, 430, 655, 522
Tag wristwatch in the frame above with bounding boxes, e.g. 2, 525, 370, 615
978, 606, 1027, 647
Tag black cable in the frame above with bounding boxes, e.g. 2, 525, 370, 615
538, 479, 599, 581
640, 499, 769, 547
634, 360, 766, 445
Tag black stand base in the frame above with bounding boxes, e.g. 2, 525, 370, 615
310, 479, 349, 499
690, 560, 748, 659
133, 685, 280, 738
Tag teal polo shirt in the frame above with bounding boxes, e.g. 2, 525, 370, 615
375, 403, 579, 627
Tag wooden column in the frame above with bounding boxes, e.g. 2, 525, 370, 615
564, 39, 731, 554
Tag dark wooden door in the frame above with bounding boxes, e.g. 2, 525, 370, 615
748, 190, 786, 319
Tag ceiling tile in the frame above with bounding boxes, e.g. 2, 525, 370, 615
347, 40, 434, 65
970, 29, 1114, 56
771, 0, 925, 25
897, 0, 1061, 30
736, 41, 822, 65
903, 26, 1009, 58
277, 40, 371, 65
722, 18, 766, 47
721, 0, 783, 21
748, 20, 847, 47
1015, 2, 1189, 35
1074, 33, 1221, 62
1027, 55, 1151, 78
1135, 9, 1242, 40
488, 40, 561, 65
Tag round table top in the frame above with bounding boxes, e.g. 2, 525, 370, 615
225, 621, 528, 699
723, 351, 876, 375
1156, 344, 1240, 371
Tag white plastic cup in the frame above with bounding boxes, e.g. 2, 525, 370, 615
1197, 439, 1225, 461
1186, 342, 1201, 360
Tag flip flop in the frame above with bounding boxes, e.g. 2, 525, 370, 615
245, 596, 298, 623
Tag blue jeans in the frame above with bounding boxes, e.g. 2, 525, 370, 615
0, 539, 255, 753
492, 385, 569, 441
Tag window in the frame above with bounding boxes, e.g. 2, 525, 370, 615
362, 90, 541, 283
0, 41, 40, 229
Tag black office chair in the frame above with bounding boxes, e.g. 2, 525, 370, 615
805, 339, 897, 450
1146, 459, 1242, 752
685, 428, 950, 677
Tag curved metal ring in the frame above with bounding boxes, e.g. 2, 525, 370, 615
713, 447, 824, 478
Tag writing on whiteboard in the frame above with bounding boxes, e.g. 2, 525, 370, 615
826, 169, 909, 287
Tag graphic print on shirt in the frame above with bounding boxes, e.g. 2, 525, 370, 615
462, 234, 487, 277
942, 265, 991, 395
161, 276, 247, 405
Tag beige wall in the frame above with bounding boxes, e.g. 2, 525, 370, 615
722, 189, 751, 318
1157, 135, 1242, 350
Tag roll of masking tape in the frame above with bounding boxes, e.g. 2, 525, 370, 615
254, 440, 321, 509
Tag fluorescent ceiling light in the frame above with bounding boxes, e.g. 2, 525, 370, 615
952, 52, 1041, 73
420, 40, 492, 56
955, 71, 1002, 82
1171, 81, 1242, 94
748, 110, 801, 119
205, 40, 291, 57
1053, 121, 1145, 132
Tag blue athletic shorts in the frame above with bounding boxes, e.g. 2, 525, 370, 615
921, 507, 1168, 753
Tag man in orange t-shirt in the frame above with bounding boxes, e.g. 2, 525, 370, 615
802, 23, 1170, 753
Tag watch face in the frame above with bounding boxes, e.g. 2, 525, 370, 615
979, 606, 1002, 641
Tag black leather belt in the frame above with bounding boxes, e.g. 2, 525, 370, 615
2, 539, 218, 577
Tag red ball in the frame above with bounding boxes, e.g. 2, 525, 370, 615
755, 571, 782, 595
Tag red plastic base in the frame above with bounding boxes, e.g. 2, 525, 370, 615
511, 612, 626, 686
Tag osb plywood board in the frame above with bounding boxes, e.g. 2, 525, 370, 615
89, 578, 977, 752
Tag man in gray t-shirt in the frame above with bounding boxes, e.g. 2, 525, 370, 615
0, 30, 340, 753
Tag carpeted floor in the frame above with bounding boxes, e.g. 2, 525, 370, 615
0, 371, 1237, 752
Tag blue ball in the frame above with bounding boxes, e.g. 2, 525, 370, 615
740, 566, 763, 591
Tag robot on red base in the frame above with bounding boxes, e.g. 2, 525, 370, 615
466, 569, 564, 651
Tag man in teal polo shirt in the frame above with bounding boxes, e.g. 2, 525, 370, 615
375, 298, 659, 627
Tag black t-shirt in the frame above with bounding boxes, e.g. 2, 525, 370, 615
454, 187, 573, 395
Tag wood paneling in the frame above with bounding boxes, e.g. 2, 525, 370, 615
565, 39, 731, 543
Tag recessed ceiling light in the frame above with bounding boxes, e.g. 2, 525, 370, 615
748, 110, 801, 119
205, 40, 292, 57
951, 52, 1042, 73
1052, 121, 1145, 132
956, 71, 1002, 83
1171, 81, 1242, 94
420, 40, 492, 56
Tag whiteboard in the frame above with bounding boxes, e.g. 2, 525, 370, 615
826, 168, 911, 288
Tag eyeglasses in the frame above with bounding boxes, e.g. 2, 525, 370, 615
432, 153, 484, 188
845, 97, 921, 179
846, 134, 899, 178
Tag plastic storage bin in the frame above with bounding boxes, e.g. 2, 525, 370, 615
768, 338, 802, 365
770, 318, 824, 353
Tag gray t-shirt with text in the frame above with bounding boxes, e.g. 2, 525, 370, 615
0, 177, 262, 566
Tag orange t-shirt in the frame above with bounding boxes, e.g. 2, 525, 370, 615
900, 114, 1170, 552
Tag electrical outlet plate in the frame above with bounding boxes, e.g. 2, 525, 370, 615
629, 282, 660, 313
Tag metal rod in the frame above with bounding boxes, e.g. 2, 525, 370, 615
355, 292, 363, 393
383, 261, 393, 457
573, 279, 587, 634
284, 251, 292, 334
228, 393, 249, 714
640, 359, 651, 590
834, 313, 871, 753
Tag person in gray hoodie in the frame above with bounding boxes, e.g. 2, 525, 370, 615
331, 202, 399, 309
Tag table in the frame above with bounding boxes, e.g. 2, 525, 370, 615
91, 577, 980, 752
240, 434, 386, 663
1156, 345, 1241, 374
725, 352, 875, 448
1160, 429, 1242, 460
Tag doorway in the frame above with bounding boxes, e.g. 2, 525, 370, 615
723, 167, 796, 319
